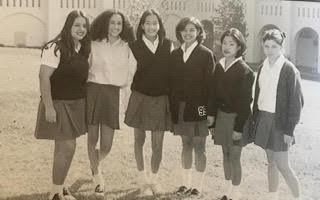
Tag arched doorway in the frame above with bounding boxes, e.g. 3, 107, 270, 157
295, 27, 319, 73
257, 24, 280, 63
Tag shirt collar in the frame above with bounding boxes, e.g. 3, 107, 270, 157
102, 38, 122, 46
219, 56, 243, 72
142, 34, 159, 52
181, 40, 198, 53
263, 54, 286, 70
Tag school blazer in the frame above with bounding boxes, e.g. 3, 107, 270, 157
169, 44, 215, 123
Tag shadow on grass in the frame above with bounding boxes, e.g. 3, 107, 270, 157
0, 178, 186, 200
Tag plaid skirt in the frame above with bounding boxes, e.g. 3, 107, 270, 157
253, 110, 293, 151
86, 82, 120, 129
34, 98, 87, 140
173, 102, 208, 137
124, 90, 172, 131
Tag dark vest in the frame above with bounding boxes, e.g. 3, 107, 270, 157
50, 49, 89, 100
129, 38, 171, 96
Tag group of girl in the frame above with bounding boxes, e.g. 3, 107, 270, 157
35, 8, 304, 200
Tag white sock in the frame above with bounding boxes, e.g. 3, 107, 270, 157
224, 180, 232, 196
181, 168, 191, 188
49, 184, 63, 199
193, 170, 205, 192
267, 191, 279, 200
229, 185, 241, 200
150, 172, 159, 184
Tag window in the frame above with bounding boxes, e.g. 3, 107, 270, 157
280, 6, 282, 16
275, 6, 278, 16
82, 0, 85, 8
261, 5, 264, 15
32, 0, 34, 7
66, 0, 68, 8
265, 5, 268, 15
88, 0, 90, 8
6, 0, 9, 6
298, 7, 300, 17
72, 0, 74, 8
25, 0, 28, 7
303, 7, 305, 17
122, 0, 125, 9
0, 0, 2, 6
38, 0, 40, 7
313, 8, 315, 18
270, 5, 273, 15
118, 0, 120, 9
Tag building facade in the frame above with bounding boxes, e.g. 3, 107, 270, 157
0, 0, 319, 73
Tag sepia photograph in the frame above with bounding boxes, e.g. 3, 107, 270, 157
0, 0, 319, 199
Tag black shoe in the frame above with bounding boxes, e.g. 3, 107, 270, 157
51, 193, 62, 200
190, 188, 200, 196
221, 195, 229, 200
175, 185, 188, 195
94, 184, 105, 196
62, 188, 76, 200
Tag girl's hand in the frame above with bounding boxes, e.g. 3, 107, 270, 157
284, 134, 294, 146
232, 131, 242, 140
207, 115, 215, 127
45, 106, 56, 123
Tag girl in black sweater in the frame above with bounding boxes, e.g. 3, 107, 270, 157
170, 17, 214, 196
207, 28, 254, 200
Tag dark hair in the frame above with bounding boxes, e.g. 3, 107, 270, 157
220, 28, 246, 58
262, 28, 286, 46
42, 10, 91, 59
90, 9, 135, 42
136, 9, 166, 43
175, 17, 205, 44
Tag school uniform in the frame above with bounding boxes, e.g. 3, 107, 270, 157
86, 39, 136, 129
208, 57, 255, 146
252, 55, 303, 197
124, 36, 172, 131
170, 41, 214, 137
207, 57, 254, 186
253, 55, 304, 152
35, 42, 89, 140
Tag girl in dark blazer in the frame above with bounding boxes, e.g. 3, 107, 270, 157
170, 17, 215, 196
252, 29, 303, 200
207, 28, 254, 200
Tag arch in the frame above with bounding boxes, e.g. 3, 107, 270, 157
294, 27, 319, 73
257, 24, 280, 63
0, 12, 46, 47
0, 12, 45, 25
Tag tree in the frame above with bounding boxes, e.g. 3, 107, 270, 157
124, 0, 150, 28
213, 0, 248, 58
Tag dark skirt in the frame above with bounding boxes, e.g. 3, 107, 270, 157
253, 110, 293, 152
86, 82, 120, 129
34, 98, 87, 140
173, 102, 208, 137
124, 90, 172, 131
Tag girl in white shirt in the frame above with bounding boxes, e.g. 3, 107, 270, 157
86, 9, 136, 196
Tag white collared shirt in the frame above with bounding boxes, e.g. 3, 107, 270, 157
88, 38, 137, 87
142, 35, 159, 54
181, 41, 198, 62
41, 43, 81, 68
258, 54, 286, 113
218, 56, 243, 72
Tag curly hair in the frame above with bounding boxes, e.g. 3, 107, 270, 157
175, 17, 205, 44
90, 9, 135, 42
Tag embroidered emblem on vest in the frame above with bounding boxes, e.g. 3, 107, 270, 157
198, 106, 206, 116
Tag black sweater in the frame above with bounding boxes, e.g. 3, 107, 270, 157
208, 59, 254, 132
129, 38, 171, 96
50, 48, 89, 100
170, 44, 215, 123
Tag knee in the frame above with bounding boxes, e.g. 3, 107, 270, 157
100, 144, 112, 156
135, 136, 145, 147
56, 140, 76, 155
